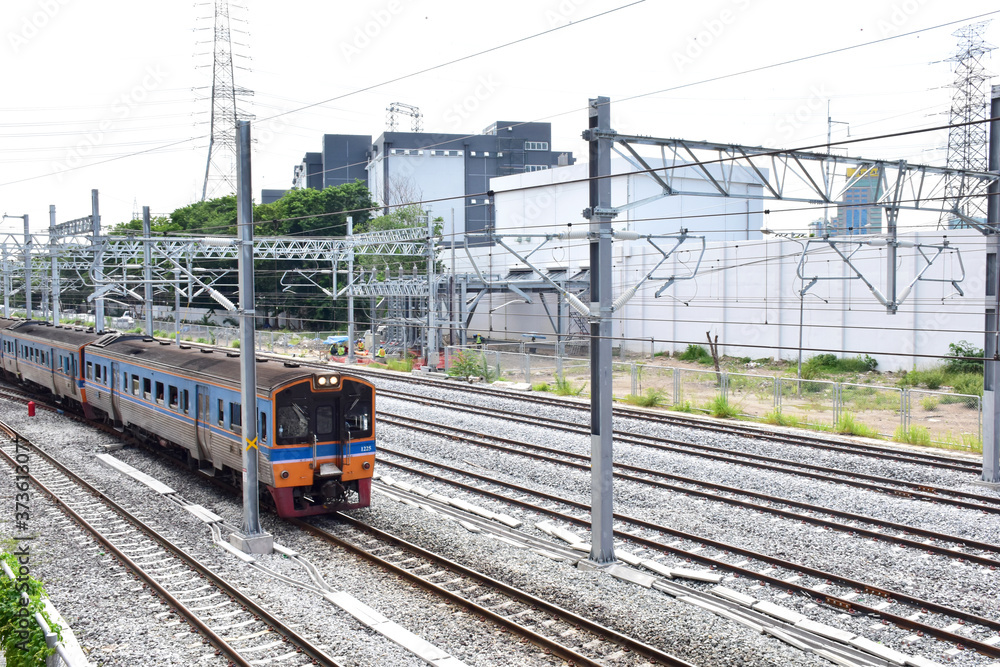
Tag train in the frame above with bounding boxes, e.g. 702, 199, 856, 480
0, 318, 375, 518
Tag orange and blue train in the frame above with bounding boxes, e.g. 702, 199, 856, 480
0, 319, 375, 518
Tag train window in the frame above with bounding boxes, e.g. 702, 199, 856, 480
217, 399, 224, 426
259, 412, 267, 443
155, 382, 164, 404
131, 374, 140, 396
86, 362, 93, 380
143, 378, 151, 399
344, 398, 372, 439
122, 372, 127, 387
316, 405, 335, 436
230, 403, 241, 432
168, 386, 178, 410
181, 389, 190, 414
94, 364, 102, 382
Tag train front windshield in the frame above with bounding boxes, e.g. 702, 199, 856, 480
274, 380, 372, 445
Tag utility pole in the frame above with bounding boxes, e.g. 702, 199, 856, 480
426, 214, 437, 369
23, 215, 31, 320
142, 207, 154, 336
585, 96, 616, 564
230, 119, 272, 554
347, 216, 355, 364
92, 189, 104, 332
982, 85, 1000, 485
49, 206, 59, 324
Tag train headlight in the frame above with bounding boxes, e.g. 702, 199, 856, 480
314, 374, 340, 388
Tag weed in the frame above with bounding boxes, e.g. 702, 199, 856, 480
231, 340, 240, 349
920, 396, 939, 411
624, 388, 666, 408
553, 375, 586, 396
0, 552, 61, 667
950, 373, 983, 398
834, 412, 880, 438
893, 425, 931, 446
672, 400, 694, 413
706, 395, 739, 419
531, 382, 551, 392
763, 410, 800, 427
448, 350, 499, 382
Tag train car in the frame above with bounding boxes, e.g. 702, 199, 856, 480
82, 333, 375, 517
0, 317, 20, 377
2, 321, 100, 409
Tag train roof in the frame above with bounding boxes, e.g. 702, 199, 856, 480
87, 333, 332, 392
6, 321, 104, 348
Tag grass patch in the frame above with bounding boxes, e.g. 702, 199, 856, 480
706, 395, 739, 419
531, 382, 551, 392
623, 388, 667, 408
834, 412, 880, 438
893, 425, 932, 446
920, 396, 939, 411
553, 375, 586, 396
671, 400, 694, 413
763, 410, 800, 427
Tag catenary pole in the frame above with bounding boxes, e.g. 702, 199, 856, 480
49, 206, 59, 324
347, 216, 355, 364
586, 96, 616, 564
92, 190, 104, 332
231, 119, 272, 554
23, 215, 31, 320
983, 85, 1000, 484
142, 207, 153, 336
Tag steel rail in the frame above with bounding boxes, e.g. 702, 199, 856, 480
373, 450, 1000, 659
0, 419, 336, 667
379, 413, 1000, 567
377, 396, 1000, 513
354, 368, 982, 471
293, 515, 693, 667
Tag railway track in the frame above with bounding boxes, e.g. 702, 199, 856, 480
0, 417, 336, 667
353, 368, 983, 474
378, 411, 1000, 568
379, 391, 999, 514
296, 513, 694, 667
372, 437, 1000, 662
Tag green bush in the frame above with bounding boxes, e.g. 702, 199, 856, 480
950, 373, 983, 398
677, 344, 711, 362
0, 552, 61, 667
531, 382, 551, 392
231, 340, 240, 349
672, 400, 694, 413
447, 350, 498, 382
945, 341, 984, 375
920, 396, 939, 411
803, 353, 877, 378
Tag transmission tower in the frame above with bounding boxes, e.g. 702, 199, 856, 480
938, 21, 994, 229
200, 1, 253, 201
386, 102, 423, 132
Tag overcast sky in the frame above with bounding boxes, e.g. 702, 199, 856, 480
1, 0, 998, 236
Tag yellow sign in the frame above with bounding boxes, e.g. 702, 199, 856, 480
245, 436, 258, 452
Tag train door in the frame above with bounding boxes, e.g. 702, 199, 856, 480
109, 362, 123, 426
195, 384, 214, 472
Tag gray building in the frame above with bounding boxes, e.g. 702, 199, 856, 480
283, 121, 573, 246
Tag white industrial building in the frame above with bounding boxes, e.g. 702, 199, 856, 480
457, 159, 984, 372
